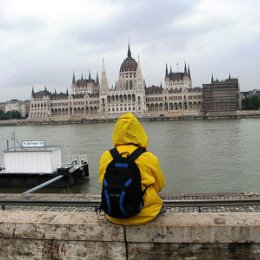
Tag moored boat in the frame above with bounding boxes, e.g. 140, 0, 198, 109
0, 134, 89, 188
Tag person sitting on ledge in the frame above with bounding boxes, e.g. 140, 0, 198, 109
98, 112, 165, 225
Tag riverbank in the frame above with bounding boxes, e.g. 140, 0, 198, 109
1, 110, 260, 126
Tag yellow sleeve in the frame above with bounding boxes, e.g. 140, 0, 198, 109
98, 150, 113, 184
149, 154, 165, 192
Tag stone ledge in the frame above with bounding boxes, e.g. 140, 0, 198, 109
0, 211, 259, 259
126, 212, 260, 243
0, 211, 124, 242
0, 211, 259, 243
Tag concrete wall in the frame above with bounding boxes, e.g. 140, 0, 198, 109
0, 211, 259, 260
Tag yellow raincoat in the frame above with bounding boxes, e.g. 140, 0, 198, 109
99, 112, 165, 225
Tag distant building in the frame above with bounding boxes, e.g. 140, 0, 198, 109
29, 87, 69, 118
4, 99, 28, 117
202, 75, 241, 113
29, 45, 242, 120
99, 45, 147, 117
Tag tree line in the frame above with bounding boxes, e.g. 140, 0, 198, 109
242, 95, 260, 110
0, 110, 22, 120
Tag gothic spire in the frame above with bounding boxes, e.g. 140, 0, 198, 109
184, 62, 187, 74
88, 70, 91, 80
188, 65, 191, 78
211, 74, 214, 83
165, 63, 168, 77
31, 87, 35, 98
72, 71, 76, 84
127, 43, 131, 58
96, 73, 99, 84
136, 54, 143, 80
100, 58, 109, 93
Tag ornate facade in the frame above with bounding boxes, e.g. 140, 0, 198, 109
29, 45, 203, 119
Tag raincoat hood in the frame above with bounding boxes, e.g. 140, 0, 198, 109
112, 112, 149, 148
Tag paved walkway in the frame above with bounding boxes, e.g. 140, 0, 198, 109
0, 192, 260, 213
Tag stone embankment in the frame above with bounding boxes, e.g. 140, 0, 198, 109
0, 192, 259, 260
1, 110, 260, 126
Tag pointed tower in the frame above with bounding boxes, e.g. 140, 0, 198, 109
71, 71, 77, 95
211, 74, 214, 83
188, 65, 192, 86
72, 71, 76, 85
137, 55, 142, 75
127, 43, 131, 58
31, 87, 35, 98
96, 73, 99, 84
135, 54, 146, 113
184, 62, 187, 74
136, 55, 145, 89
165, 63, 168, 78
100, 59, 109, 95
99, 58, 109, 115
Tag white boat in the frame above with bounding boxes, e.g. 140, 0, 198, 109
0, 134, 89, 188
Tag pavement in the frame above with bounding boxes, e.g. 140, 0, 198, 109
0, 192, 260, 213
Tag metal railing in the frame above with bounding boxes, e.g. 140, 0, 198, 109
61, 154, 88, 168
0, 158, 4, 171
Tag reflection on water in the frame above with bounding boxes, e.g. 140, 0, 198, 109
0, 118, 260, 193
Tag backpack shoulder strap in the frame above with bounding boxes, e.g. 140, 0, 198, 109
109, 147, 146, 161
128, 147, 146, 161
109, 147, 121, 159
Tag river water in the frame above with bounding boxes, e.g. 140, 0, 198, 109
0, 118, 259, 193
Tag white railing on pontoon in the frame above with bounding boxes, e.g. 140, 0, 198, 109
0, 158, 4, 171
62, 155, 88, 168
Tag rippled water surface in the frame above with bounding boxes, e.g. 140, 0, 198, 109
0, 118, 259, 193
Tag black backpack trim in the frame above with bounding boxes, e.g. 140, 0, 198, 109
109, 146, 146, 163
97, 147, 147, 218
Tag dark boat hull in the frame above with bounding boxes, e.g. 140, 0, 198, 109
0, 164, 89, 188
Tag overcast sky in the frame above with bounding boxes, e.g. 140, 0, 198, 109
1, 0, 260, 101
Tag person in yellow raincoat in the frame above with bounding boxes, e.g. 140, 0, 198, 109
99, 112, 165, 225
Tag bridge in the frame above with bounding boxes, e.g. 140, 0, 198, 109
0, 192, 259, 259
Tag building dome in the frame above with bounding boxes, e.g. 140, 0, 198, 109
119, 45, 138, 72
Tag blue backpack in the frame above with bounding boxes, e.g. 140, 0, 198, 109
100, 147, 146, 218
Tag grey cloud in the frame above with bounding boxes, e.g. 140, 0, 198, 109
67, 0, 198, 47
1, 0, 260, 101
0, 18, 46, 33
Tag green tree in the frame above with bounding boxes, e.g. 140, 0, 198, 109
0, 110, 7, 120
0, 110, 21, 120
242, 95, 260, 110
250, 95, 260, 110
6, 110, 21, 119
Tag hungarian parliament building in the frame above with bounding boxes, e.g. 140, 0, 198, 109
29, 45, 240, 119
